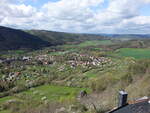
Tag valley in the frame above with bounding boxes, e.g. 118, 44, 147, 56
0, 26, 150, 113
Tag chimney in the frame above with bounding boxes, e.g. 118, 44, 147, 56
118, 91, 128, 108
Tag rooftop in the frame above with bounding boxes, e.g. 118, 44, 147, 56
108, 98, 150, 113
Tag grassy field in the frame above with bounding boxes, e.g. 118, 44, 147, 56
78, 40, 113, 47
48, 40, 111, 55
0, 85, 89, 113
0, 110, 10, 113
59, 40, 113, 49
116, 48, 150, 59
0, 85, 89, 103
22, 85, 89, 101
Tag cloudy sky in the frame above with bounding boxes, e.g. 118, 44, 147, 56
0, 0, 150, 34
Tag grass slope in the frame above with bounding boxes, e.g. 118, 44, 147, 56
0, 85, 89, 113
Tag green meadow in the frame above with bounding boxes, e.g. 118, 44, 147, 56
0, 85, 89, 103
116, 48, 150, 59
0, 85, 90, 113
78, 40, 113, 47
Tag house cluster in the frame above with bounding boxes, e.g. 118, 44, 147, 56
90, 56, 112, 66
34, 54, 54, 65
14, 55, 55, 65
2, 72, 21, 82
0, 58, 18, 64
67, 53, 112, 68
0, 59, 3, 63
0, 56, 32, 64
22, 56, 32, 61
58, 64, 66, 71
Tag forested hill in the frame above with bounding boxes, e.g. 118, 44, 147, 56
0, 26, 107, 51
0, 26, 50, 50
26, 30, 107, 45
1, 25, 149, 51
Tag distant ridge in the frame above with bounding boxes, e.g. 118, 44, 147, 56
99, 34, 150, 39
0, 26, 107, 51
26, 30, 107, 45
0, 26, 50, 50
1, 25, 149, 51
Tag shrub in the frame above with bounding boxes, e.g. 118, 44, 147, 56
128, 59, 150, 75
0, 80, 15, 92
90, 73, 118, 92
120, 72, 133, 87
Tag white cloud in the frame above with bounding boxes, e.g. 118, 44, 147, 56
42, 0, 104, 21
89, 0, 150, 33
40, 0, 104, 31
0, 0, 42, 29
0, 0, 150, 33
115, 16, 150, 34
143, 0, 150, 3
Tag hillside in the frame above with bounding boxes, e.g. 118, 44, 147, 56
0, 26, 108, 51
0, 38, 150, 113
1, 27, 150, 113
1, 26, 150, 51
0, 26, 50, 51
26, 30, 107, 45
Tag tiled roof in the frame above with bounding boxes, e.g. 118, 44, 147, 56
108, 98, 150, 113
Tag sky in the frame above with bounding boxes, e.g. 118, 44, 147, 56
0, 0, 150, 34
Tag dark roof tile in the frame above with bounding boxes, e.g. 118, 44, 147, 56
109, 99, 150, 113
